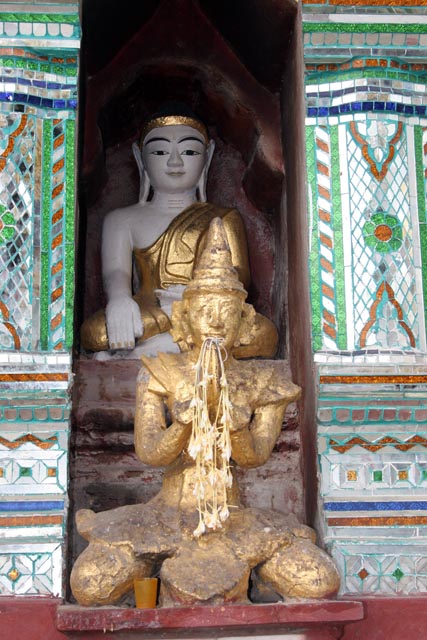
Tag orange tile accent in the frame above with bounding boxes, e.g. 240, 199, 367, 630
0, 469, 3, 478
51, 260, 63, 276
320, 257, 333, 273
51, 58, 65, 63
47, 468, 57, 477
321, 283, 334, 299
323, 309, 336, 325
0, 515, 62, 527
54, 342, 64, 351
52, 209, 64, 225
319, 209, 331, 223
361, 281, 415, 348
398, 470, 409, 481
323, 323, 337, 340
0, 301, 9, 320
327, 0, 426, 5
53, 119, 62, 125
349, 121, 403, 182
53, 158, 65, 174
0, 115, 27, 167
51, 286, 63, 302
0, 373, 67, 383
50, 313, 62, 330
53, 134, 65, 149
8, 569, 19, 582
328, 516, 427, 527
51, 233, 63, 250
316, 138, 329, 154
319, 233, 333, 249
317, 162, 330, 177
0, 434, 58, 450
347, 470, 357, 481
318, 185, 331, 200
52, 184, 64, 199
321, 375, 427, 384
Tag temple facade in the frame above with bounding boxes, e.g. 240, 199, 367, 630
0, 1, 426, 638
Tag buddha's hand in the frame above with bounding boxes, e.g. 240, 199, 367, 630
105, 295, 143, 350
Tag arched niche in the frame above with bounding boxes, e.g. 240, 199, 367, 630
71, 0, 316, 582
79, 0, 297, 340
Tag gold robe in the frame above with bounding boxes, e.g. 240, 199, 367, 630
81, 203, 276, 356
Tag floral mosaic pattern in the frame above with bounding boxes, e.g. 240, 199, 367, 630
363, 211, 403, 254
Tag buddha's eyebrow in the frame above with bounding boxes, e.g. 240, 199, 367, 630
144, 137, 170, 145
178, 136, 204, 144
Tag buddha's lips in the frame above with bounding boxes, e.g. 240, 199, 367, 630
167, 172, 185, 176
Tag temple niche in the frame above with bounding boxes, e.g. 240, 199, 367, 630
71, 0, 314, 590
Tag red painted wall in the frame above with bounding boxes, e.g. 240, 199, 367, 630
2, 597, 427, 639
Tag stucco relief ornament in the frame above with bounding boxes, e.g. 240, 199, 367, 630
70, 218, 340, 607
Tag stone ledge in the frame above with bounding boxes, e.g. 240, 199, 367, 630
56, 600, 364, 637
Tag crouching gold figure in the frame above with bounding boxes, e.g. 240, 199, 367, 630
71, 218, 340, 607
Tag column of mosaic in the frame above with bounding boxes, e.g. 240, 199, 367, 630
304, 5, 427, 596
0, 6, 79, 596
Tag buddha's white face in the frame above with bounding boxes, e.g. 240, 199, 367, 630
142, 124, 210, 194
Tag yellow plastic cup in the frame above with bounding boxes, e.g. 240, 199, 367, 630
133, 577, 159, 608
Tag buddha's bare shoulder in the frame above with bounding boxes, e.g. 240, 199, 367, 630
103, 202, 147, 227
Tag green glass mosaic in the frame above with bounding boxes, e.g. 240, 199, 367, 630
330, 125, 347, 351
422, 469, 427, 481
414, 126, 427, 341
373, 470, 383, 482
0, 13, 79, 25
306, 125, 322, 352
65, 119, 75, 350
304, 23, 427, 34
40, 120, 53, 351
0, 55, 78, 78
392, 567, 404, 582
19, 467, 31, 477
306, 67, 427, 87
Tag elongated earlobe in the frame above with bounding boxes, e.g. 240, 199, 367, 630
197, 140, 215, 202
132, 142, 151, 203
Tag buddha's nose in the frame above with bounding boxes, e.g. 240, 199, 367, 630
167, 146, 184, 167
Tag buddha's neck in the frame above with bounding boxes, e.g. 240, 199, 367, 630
149, 190, 198, 212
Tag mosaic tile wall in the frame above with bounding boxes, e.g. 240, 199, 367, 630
304, 7, 427, 596
0, 5, 79, 597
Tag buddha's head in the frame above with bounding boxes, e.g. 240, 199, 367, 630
171, 217, 255, 353
134, 103, 215, 202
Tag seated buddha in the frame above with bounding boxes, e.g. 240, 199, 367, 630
80, 103, 277, 358
71, 218, 340, 607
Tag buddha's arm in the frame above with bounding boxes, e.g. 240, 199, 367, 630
230, 402, 287, 468
134, 378, 192, 467
102, 210, 143, 348
223, 210, 250, 290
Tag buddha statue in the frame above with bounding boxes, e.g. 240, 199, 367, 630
81, 103, 277, 358
71, 218, 340, 607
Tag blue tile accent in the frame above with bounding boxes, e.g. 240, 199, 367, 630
324, 501, 427, 512
0, 501, 65, 512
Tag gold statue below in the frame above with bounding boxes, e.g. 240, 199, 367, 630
71, 218, 340, 607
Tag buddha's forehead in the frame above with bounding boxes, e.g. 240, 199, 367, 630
143, 124, 206, 145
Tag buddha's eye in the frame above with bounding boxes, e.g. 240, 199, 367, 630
181, 149, 201, 156
150, 150, 169, 156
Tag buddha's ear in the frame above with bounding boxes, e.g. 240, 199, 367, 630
197, 139, 215, 203
132, 142, 150, 203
